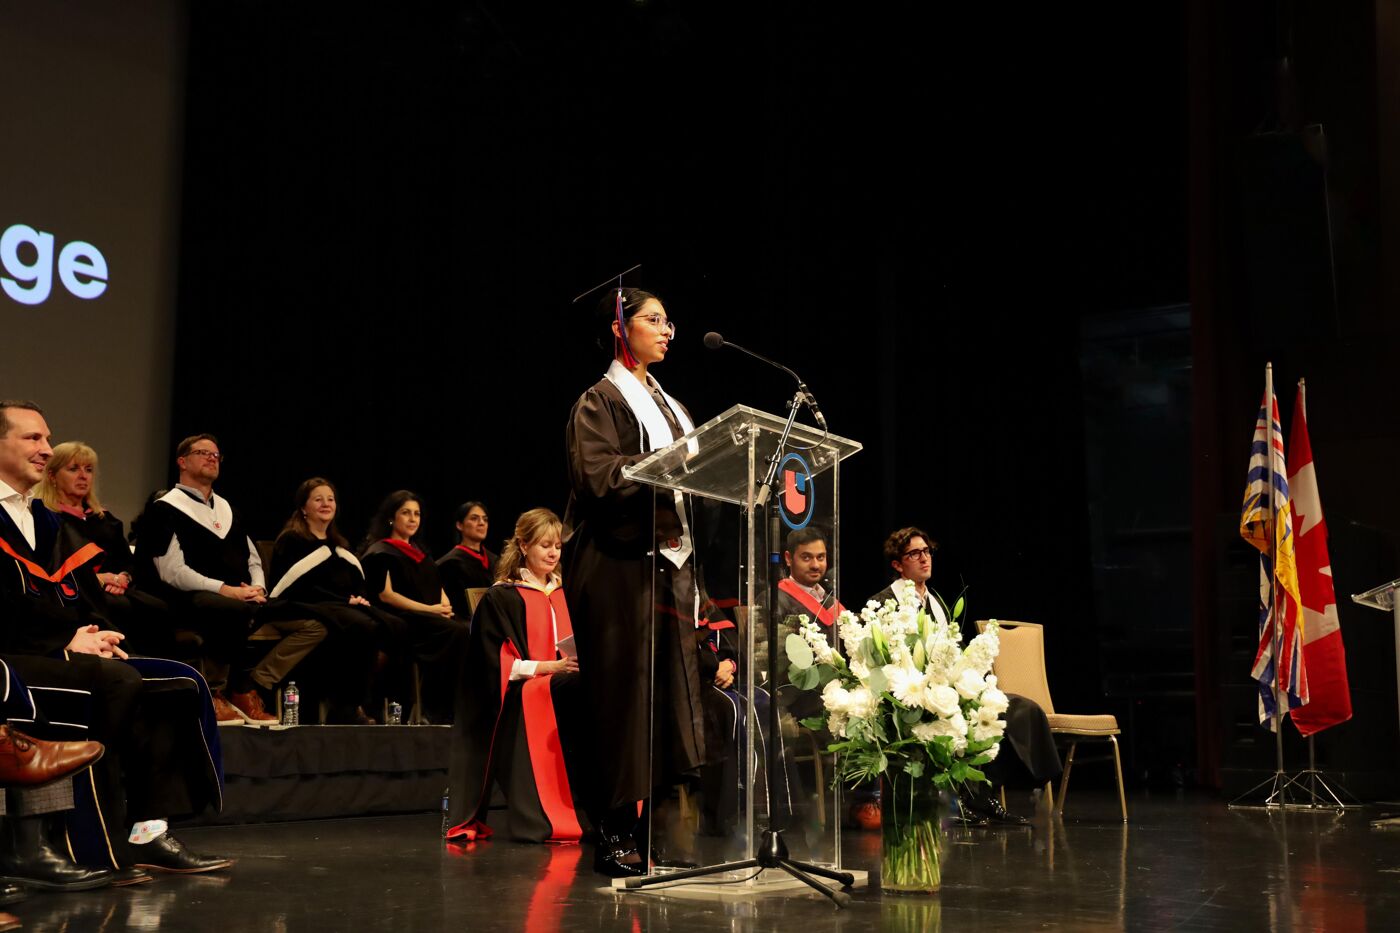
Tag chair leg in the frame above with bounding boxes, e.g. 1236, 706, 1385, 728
1043, 780, 1054, 813
1109, 735, 1128, 822
999, 786, 1007, 811
1058, 742, 1078, 814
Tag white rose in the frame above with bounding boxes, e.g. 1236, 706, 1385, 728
980, 686, 1009, 716
923, 684, 962, 719
954, 667, 986, 701
822, 680, 851, 715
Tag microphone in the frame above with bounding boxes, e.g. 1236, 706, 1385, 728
703, 332, 828, 430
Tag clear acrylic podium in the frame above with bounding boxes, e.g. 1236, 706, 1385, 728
622, 403, 862, 889
1352, 578, 1400, 828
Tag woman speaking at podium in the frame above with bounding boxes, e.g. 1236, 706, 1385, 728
563, 287, 708, 877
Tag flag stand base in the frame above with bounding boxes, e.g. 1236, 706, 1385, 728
1228, 768, 1362, 812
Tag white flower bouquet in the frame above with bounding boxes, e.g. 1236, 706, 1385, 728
785, 584, 1006, 891
784, 585, 1007, 790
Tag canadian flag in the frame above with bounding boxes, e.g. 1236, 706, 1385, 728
1287, 382, 1353, 736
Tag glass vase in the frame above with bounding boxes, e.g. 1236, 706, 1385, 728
880, 773, 945, 895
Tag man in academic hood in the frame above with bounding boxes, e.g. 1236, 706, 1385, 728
133, 433, 327, 725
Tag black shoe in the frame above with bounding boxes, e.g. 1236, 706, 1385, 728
111, 866, 155, 887
0, 816, 113, 891
0, 883, 24, 907
962, 789, 1031, 826
132, 834, 234, 874
593, 835, 645, 878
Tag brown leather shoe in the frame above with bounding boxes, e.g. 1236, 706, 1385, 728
226, 689, 278, 725
0, 725, 103, 788
211, 693, 246, 727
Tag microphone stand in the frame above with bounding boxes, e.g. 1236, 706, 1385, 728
624, 388, 854, 907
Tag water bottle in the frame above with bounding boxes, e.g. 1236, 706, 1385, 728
440, 787, 451, 837
281, 681, 299, 726
388, 701, 403, 725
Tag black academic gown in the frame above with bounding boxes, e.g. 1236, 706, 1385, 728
436, 545, 498, 621
267, 533, 390, 712
448, 582, 584, 843
870, 582, 1062, 788
563, 376, 708, 812
361, 539, 469, 723
53, 507, 174, 655
0, 500, 222, 868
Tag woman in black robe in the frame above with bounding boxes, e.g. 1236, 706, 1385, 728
563, 287, 708, 876
447, 508, 583, 844
436, 500, 498, 620
267, 477, 387, 724
359, 490, 469, 724
37, 441, 175, 654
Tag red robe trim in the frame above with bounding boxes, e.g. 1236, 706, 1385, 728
777, 577, 845, 627
517, 586, 581, 842
380, 537, 426, 563
0, 537, 104, 584
455, 544, 490, 569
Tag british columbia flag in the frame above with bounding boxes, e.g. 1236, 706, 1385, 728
1239, 378, 1309, 729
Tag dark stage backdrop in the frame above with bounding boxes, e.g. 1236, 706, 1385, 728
0, 1, 186, 520
171, 5, 1185, 752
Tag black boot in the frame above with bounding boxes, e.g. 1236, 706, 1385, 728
0, 816, 113, 891
961, 784, 1031, 826
592, 808, 644, 879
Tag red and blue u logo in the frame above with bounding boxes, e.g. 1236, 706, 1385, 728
778, 452, 814, 530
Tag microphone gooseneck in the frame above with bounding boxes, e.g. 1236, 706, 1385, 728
702, 332, 828, 429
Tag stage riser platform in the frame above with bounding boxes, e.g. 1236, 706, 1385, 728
184, 724, 451, 826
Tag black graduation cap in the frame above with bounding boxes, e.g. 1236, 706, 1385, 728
572, 263, 644, 367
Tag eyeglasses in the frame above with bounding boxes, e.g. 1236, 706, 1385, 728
634, 313, 676, 337
186, 449, 223, 462
901, 547, 934, 560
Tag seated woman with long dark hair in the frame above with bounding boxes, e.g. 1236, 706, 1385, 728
266, 478, 386, 725
359, 490, 467, 724
436, 500, 497, 620
447, 508, 583, 844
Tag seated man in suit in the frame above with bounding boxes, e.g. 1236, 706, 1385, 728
870, 526, 1061, 826
0, 400, 231, 880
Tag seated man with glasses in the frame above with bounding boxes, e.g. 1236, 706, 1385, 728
870, 526, 1061, 827
133, 434, 326, 726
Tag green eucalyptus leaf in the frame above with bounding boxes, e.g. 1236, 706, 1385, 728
799, 716, 828, 731
904, 760, 925, 778
952, 595, 966, 620
867, 667, 888, 697
901, 707, 923, 724
785, 633, 813, 669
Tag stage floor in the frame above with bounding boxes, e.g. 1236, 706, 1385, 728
7, 790, 1399, 931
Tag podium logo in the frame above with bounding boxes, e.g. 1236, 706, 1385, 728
1, 223, 109, 305
779, 452, 814, 531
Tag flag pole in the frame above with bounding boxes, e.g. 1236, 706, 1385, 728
1230, 363, 1295, 810
1267, 363, 1287, 783
1281, 379, 1362, 809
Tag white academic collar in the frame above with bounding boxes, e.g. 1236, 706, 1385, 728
0, 478, 32, 503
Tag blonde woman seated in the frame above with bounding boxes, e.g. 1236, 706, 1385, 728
446, 508, 583, 845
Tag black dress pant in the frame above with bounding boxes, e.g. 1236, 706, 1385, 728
3, 653, 207, 865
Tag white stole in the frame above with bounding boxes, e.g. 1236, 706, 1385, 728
605, 359, 696, 567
